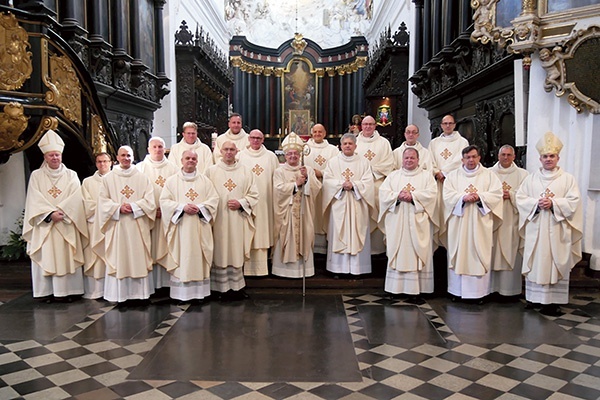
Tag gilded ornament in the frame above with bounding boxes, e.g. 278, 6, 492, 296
91, 114, 107, 154
0, 12, 33, 90
43, 54, 82, 125
291, 33, 307, 55
0, 102, 28, 152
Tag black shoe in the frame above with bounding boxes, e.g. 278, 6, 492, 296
405, 295, 426, 305
540, 304, 563, 317
525, 301, 542, 310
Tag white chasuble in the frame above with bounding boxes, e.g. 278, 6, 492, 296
160, 170, 219, 282
81, 172, 106, 279
490, 162, 529, 271
379, 167, 438, 273
304, 139, 339, 235
213, 129, 249, 162
24, 163, 88, 277
238, 146, 279, 250
323, 154, 375, 256
392, 142, 434, 173
272, 163, 321, 277
137, 155, 179, 270
516, 168, 582, 286
443, 165, 503, 277
168, 139, 214, 173
95, 166, 156, 279
206, 161, 259, 269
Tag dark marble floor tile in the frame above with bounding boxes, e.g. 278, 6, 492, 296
437, 350, 473, 364
578, 302, 600, 318
0, 360, 30, 375
257, 382, 304, 400
308, 383, 353, 400
94, 347, 133, 361
558, 383, 600, 400
130, 294, 361, 382
357, 304, 446, 347
361, 365, 397, 381
54, 345, 92, 360
568, 327, 600, 338
447, 365, 489, 381
71, 387, 121, 400
430, 300, 582, 345
538, 365, 580, 381
109, 380, 153, 397
34, 360, 74, 376
564, 350, 600, 364
61, 377, 105, 396
460, 382, 504, 400
583, 364, 600, 377
520, 350, 559, 364
12, 376, 54, 395
207, 382, 253, 400
73, 303, 174, 344
509, 382, 554, 399
359, 382, 403, 400
493, 365, 535, 381
393, 350, 432, 364
14, 346, 51, 359
80, 361, 121, 376
402, 365, 442, 381
157, 381, 203, 398
411, 382, 454, 399
356, 350, 389, 365
479, 350, 517, 364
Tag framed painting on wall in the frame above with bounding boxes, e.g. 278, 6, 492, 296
289, 110, 311, 136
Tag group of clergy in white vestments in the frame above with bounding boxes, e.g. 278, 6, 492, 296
22, 113, 582, 315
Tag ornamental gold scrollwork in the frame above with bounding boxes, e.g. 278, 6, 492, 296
91, 114, 107, 154
0, 12, 33, 90
0, 102, 28, 152
43, 54, 82, 126
540, 26, 600, 114
470, 0, 498, 45
291, 33, 307, 55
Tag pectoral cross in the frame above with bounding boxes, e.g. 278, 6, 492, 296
315, 155, 326, 166
155, 175, 166, 187
540, 188, 555, 198
223, 178, 237, 192
402, 183, 416, 192
48, 185, 62, 198
341, 168, 354, 181
252, 164, 264, 176
120, 185, 134, 199
364, 149, 376, 161
502, 181, 512, 192
464, 184, 478, 194
185, 188, 199, 201
440, 148, 452, 160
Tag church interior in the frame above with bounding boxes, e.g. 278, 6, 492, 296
0, 0, 600, 399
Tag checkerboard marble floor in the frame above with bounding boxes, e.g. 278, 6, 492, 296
1, 290, 599, 399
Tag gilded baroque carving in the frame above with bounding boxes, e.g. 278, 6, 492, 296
471, 0, 498, 45
91, 114, 107, 154
44, 54, 82, 125
291, 33, 307, 55
0, 12, 33, 90
539, 25, 600, 113
0, 102, 28, 152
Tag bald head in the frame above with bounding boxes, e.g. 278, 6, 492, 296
221, 140, 238, 165
311, 123, 327, 143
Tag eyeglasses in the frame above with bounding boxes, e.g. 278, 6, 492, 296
248, 137, 263, 140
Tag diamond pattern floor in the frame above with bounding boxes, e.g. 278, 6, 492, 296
0, 290, 599, 399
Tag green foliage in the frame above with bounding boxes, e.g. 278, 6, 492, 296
0, 211, 27, 261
